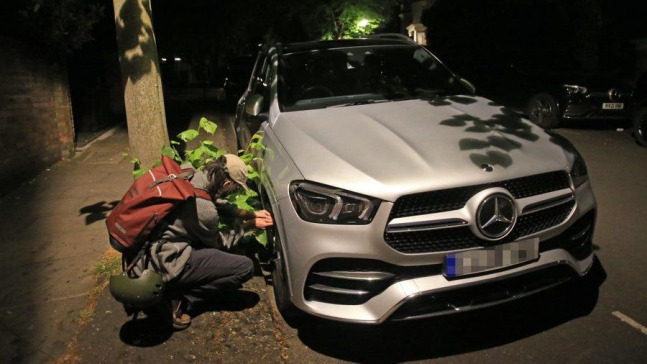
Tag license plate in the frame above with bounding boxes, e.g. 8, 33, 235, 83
443, 238, 539, 279
602, 102, 624, 110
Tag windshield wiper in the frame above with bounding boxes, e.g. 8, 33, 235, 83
328, 99, 391, 108
412, 88, 454, 100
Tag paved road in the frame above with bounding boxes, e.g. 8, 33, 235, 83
267, 125, 647, 363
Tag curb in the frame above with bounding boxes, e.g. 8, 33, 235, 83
74, 125, 123, 154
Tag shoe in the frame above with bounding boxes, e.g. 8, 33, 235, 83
171, 299, 191, 330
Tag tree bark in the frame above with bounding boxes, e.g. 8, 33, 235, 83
112, 0, 169, 169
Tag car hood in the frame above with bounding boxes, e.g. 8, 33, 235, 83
271, 96, 573, 202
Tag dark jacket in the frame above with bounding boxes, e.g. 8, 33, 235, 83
133, 167, 249, 281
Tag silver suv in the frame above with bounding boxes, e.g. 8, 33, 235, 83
235, 37, 597, 324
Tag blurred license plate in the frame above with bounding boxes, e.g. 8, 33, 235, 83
444, 238, 539, 278
602, 102, 624, 110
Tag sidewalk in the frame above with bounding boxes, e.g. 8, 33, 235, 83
0, 115, 287, 362
0, 124, 133, 362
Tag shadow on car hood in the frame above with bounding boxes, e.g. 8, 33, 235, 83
272, 96, 571, 201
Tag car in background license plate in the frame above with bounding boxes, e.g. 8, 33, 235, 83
602, 102, 624, 110
444, 238, 539, 279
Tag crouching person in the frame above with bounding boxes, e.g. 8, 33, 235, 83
132, 154, 273, 330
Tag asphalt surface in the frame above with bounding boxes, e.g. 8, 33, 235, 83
1, 101, 646, 363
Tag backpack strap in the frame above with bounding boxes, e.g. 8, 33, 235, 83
194, 188, 211, 201
148, 165, 211, 202
149, 169, 195, 189
124, 239, 153, 274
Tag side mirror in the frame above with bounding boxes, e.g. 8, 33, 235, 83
459, 78, 476, 95
245, 94, 264, 116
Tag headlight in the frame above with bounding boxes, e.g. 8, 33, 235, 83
571, 149, 589, 188
289, 181, 380, 224
563, 84, 588, 95
546, 131, 589, 188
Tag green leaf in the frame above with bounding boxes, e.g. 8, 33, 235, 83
161, 145, 180, 161
251, 142, 265, 151
202, 143, 223, 158
247, 170, 260, 181
255, 231, 268, 247
132, 168, 147, 180
227, 193, 255, 211
188, 148, 204, 167
199, 117, 218, 135
178, 129, 199, 142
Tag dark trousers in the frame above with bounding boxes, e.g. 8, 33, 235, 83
173, 246, 254, 310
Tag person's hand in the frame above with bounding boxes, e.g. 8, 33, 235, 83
253, 216, 273, 229
253, 210, 273, 229
254, 210, 271, 220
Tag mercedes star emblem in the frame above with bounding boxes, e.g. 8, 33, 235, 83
477, 193, 517, 240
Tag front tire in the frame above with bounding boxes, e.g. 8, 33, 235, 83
270, 241, 304, 326
261, 191, 303, 325
633, 106, 647, 147
527, 93, 560, 129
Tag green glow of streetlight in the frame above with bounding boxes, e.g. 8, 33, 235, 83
358, 18, 369, 28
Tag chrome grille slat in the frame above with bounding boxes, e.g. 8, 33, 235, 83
308, 284, 369, 296
313, 271, 395, 281
521, 193, 574, 215
386, 218, 468, 233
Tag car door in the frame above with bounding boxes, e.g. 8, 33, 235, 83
235, 48, 272, 149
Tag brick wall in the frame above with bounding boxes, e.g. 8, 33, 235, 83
0, 37, 75, 197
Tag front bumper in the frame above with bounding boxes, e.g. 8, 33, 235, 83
275, 179, 596, 324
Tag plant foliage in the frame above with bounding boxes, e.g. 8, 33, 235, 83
131, 117, 268, 246
300, 0, 395, 40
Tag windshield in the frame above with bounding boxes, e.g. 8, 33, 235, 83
278, 45, 462, 111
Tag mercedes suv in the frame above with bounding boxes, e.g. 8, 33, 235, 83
234, 36, 597, 324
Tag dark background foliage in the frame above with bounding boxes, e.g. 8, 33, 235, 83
422, 0, 646, 80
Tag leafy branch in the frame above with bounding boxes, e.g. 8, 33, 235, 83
130, 117, 268, 246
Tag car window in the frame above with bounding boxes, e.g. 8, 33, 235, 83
250, 52, 272, 113
278, 45, 460, 111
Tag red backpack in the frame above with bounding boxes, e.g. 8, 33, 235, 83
106, 155, 211, 253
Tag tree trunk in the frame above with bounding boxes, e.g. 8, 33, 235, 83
112, 0, 169, 169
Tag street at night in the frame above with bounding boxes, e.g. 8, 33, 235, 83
1, 0, 647, 362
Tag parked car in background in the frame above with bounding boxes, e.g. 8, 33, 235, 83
236, 36, 597, 324
632, 72, 647, 147
470, 63, 633, 129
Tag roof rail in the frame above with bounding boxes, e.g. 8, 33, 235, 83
366, 33, 417, 44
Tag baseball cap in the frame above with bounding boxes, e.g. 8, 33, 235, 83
224, 154, 251, 193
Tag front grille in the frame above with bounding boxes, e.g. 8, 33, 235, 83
384, 199, 575, 254
385, 227, 481, 253
509, 200, 575, 240
390, 171, 569, 219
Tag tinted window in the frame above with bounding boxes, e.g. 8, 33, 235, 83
278, 45, 460, 111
